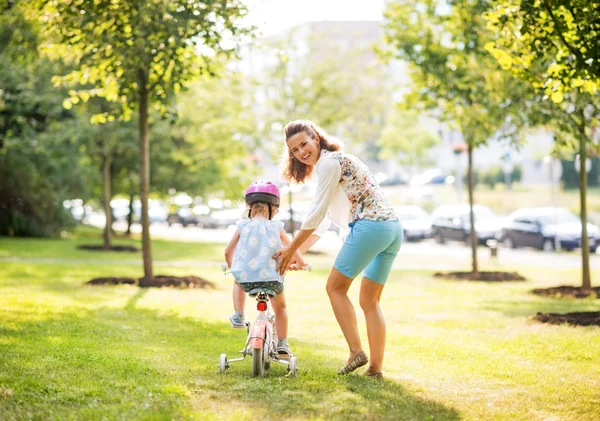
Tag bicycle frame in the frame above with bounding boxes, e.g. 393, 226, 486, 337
219, 264, 307, 377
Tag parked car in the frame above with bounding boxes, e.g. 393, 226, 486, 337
499, 207, 599, 252
210, 208, 244, 229
393, 205, 432, 241
167, 207, 200, 227
410, 169, 453, 186
431, 204, 500, 245
277, 201, 311, 233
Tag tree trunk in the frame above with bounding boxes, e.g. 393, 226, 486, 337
110, 161, 117, 238
467, 143, 478, 273
578, 133, 591, 291
138, 66, 153, 282
103, 156, 113, 250
126, 193, 135, 236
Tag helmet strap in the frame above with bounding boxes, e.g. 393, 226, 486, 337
268, 204, 272, 220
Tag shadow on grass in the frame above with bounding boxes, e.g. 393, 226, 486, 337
204, 337, 461, 420
0, 303, 460, 421
479, 295, 600, 321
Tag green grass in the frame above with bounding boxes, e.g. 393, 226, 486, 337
0, 225, 224, 262
1, 234, 599, 420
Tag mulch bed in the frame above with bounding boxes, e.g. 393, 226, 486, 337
87, 277, 137, 285
434, 271, 526, 282
531, 286, 600, 299
87, 275, 215, 289
77, 244, 139, 252
534, 312, 600, 327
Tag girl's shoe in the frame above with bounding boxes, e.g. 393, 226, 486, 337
277, 340, 293, 359
229, 314, 245, 329
337, 351, 368, 375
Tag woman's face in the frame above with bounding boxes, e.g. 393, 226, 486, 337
287, 131, 320, 166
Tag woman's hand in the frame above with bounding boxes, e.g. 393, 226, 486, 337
273, 245, 296, 276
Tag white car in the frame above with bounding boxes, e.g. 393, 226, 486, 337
394, 205, 432, 241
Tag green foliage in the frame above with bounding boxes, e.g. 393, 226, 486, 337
160, 67, 258, 200
34, 0, 254, 117
485, 0, 600, 151
377, 108, 441, 168
467, 165, 522, 189
259, 34, 393, 161
485, 0, 600, 99
561, 157, 600, 190
0, 2, 90, 236
383, 0, 527, 148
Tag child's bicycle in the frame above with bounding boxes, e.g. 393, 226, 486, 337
218, 263, 310, 377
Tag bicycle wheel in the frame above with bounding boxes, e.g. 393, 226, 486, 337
251, 347, 264, 377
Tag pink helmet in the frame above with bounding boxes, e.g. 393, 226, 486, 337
245, 181, 280, 206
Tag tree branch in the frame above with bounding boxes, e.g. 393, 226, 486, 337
541, 0, 587, 69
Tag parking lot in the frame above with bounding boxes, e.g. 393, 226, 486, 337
90, 214, 600, 271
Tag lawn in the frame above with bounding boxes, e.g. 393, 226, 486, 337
1, 232, 599, 420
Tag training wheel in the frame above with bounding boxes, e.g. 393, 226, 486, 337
219, 354, 228, 374
288, 356, 298, 377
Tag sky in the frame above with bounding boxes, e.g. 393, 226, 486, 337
245, 0, 386, 36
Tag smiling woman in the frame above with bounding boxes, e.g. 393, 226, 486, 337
274, 119, 402, 378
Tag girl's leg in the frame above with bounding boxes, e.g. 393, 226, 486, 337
359, 277, 386, 374
326, 268, 363, 363
233, 282, 245, 313
270, 293, 288, 340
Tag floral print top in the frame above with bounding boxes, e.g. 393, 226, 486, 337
329, 151, 398, 222
301, 149, 397, 235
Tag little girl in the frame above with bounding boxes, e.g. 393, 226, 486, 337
224, 181, 306, 358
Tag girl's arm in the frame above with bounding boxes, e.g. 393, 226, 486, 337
224, 229, 241, 268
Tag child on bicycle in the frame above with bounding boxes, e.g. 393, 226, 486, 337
224, 181, 307, 358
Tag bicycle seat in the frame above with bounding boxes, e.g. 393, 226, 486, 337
240, 280, 283, 297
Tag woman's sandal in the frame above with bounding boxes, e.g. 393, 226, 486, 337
337, 351, 369, 375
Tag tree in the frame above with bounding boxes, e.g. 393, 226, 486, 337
68, 101, 139, 249
485, 0, 600, 290
376, 108, 441, 173
34, 0, 253, 282
0, 0, 90, 236
383, 0, 528, 274
163, 67, 258, 201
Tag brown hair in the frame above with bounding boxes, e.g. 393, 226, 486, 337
282, 120, 341, 183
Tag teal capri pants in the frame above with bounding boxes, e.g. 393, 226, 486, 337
333, 219, 403, 284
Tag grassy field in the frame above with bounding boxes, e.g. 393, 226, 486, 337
1, 231, 599, 420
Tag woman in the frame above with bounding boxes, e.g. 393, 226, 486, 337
274, 119, 402, 378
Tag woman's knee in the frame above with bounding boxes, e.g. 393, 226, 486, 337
359, 295, 379, 312
326, 268, 353, 297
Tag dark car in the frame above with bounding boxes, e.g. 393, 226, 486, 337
500, 207, 599, 252
431, 204, 500, 245
167, 208, 200, 227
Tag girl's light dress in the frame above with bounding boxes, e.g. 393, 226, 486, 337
230, 218, 285, 296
